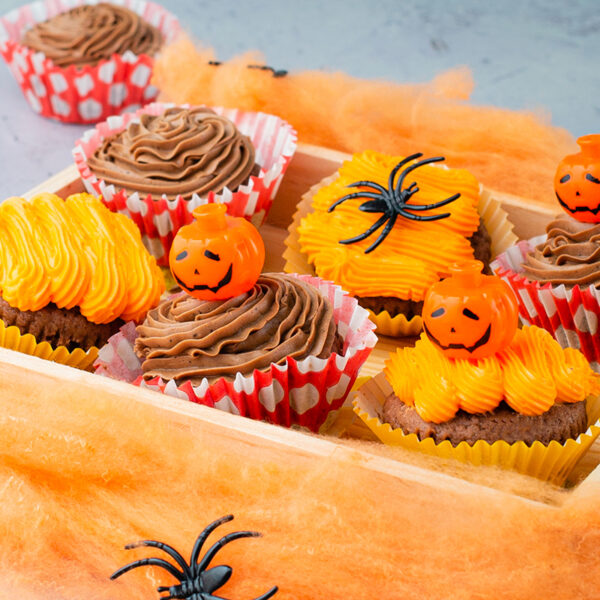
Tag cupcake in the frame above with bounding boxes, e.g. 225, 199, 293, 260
74, 102, 297, 264
353, 261, 600, 484
0, 0, 180, 123
0, 192, 164, 369
492, 134, 600, 370
95, 204, 377, 432
287, 150, 516, 337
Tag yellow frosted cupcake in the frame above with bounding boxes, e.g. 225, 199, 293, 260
0, 193, 164, 368
293, 150, 514, 336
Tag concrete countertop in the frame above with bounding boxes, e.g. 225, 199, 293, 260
0, 0, 598, 198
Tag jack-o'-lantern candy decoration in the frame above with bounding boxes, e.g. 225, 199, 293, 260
423, 260, 518, 360
169, 204, 265, 300
554, 134, 600, 223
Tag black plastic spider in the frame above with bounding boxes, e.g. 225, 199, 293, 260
110, 515, 278, 600
327, 153, 461, 253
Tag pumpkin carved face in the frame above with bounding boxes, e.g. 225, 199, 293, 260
554, 134, 600, 223
169, 204, 265, 300
423, 261, 518, 359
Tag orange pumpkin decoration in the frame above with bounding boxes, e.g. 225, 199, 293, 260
554, 134, 600, 223
169, 204, 265, 300
423, 261, 519, 360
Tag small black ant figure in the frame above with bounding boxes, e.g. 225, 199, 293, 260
111, 515, 278, 600
328, 153, 461, 253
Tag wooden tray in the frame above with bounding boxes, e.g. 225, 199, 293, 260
10, 143, 600, 596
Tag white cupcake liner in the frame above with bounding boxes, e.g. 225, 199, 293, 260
0, 0, 181, 123
73, 102, 298, 264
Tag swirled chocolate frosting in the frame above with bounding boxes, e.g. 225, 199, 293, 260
87, 107, 257, 201
522, 215, 600, 287
21, 3, 163, 68
134, 274, 342, 384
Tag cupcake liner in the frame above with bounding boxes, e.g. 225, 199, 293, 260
94, 274, 378, 432
492, 237, 600, 371
0, 0, 181, 123
0, 318, 98, 370
283, 173, 517, 337
74, 102, 298, 264
353, 372, 600, 485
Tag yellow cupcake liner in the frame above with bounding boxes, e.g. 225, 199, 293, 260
283, 173, 517, 338
352, 372, 600, 486
0, 320, 98, 371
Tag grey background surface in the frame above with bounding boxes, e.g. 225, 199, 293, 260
0, 0, 598, 198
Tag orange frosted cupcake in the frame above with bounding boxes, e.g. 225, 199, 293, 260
294, 150, 513, 337
0, 193, 164, 368
354, 262, 600, 483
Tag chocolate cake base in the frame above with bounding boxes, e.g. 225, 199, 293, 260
0, 297, 123, 352
358, 218, 492, 318
382, 394, 588, 446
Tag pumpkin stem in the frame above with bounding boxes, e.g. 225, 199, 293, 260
447, 260, 484, 286
192, 203, 228, 232
577, 134, 600, 156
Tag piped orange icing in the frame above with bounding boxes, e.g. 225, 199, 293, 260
0, 193, 164, 324
385, 326, 600, 423
297, 150, 481, 301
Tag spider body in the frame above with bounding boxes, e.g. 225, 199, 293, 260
328, 153, 461, 253
111, 515, 278, 600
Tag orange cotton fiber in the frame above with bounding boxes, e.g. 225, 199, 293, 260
153, 35, 576, 206
1, 352, 600, 599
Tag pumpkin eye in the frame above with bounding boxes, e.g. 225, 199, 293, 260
559, 174, 571, 184
430, 307, 445, 318
586, 173, 600, 184
176, 250, 188, 261
204, 249, 220, 261
462, 308, 479, 320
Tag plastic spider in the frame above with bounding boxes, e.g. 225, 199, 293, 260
111, 515, 278, 600
327, 153, 461, 253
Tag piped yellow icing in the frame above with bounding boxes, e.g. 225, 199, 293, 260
297, 150, 481, 301
0, 193, 164, 324
385, 327, 600, 423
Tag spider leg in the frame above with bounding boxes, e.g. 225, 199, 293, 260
403, 192, 461, 211
364, 213, 397, 254
345, 179, 387, 194
397, 208, 451, 222
358, 199, 387, 213
394, 155, 446, 195
125, 540, 191, 578
339, 213, 389, 245
196, 531, 262, 573
252, 585, 279, 600
110, 557, 185, 582
190, 515, 234, 574
328, 191, 385, 212
388, 153, 423, 192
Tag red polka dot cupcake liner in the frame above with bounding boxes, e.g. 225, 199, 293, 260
0, 0, 180, 123
73, 102, 298, 265
94, 275, 377, 432
492, 236, 600, 371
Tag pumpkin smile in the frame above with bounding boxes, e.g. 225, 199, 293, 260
174, 263, 233, 294
556, 192, 600, 215
423, 322, 492, 354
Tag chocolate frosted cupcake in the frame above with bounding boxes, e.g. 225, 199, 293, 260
21, 3, 163, 68
0, 0, 180, 122
95, 204, 375, 431
86, 107, 258, 202
0, 192, 164, 369
492, 135, 600, 370
135, 274, 343, 385
521, 216, 600, 287
74, 102, 297, 265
